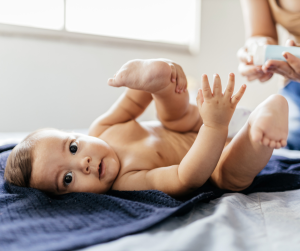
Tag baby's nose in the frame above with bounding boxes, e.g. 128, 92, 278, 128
82, 157, 91, 174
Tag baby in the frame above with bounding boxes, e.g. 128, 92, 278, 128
4, 59, 289, 197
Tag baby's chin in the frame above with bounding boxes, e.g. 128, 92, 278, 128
101, 158, 120, 191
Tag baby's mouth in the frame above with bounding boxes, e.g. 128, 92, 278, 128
98, 159, 106, 179
98, 161, 102, 179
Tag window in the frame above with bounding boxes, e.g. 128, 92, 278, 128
0, 0, 200, 53
0, 0, 64, 30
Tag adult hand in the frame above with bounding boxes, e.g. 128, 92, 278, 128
262, 39, 300, 82
237, 36, 277, 82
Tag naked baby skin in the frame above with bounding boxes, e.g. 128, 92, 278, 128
6, 59, 289, 198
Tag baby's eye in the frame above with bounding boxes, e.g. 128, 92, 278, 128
69, 142, 78, 155
64, 172, 73, 186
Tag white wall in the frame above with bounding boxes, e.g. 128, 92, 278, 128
0, 0, 280, 132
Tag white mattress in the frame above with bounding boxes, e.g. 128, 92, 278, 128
1, 131, 300, 251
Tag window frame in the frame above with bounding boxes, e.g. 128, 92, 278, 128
0, 0, 201, 54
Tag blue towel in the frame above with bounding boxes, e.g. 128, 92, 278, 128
1, 144, 300, 251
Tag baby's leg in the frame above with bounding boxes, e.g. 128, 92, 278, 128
211, 94, 288, 190
152, 80, 202, 133
109, 59, 202, 132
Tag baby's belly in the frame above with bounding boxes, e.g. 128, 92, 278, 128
105, 120, 197, 172
132, 123, 197, 168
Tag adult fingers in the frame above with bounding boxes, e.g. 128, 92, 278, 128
239, 63, 263, 77
224, 73, 235, 99
263, 60, 298, 80
247, 72, 266, 82
237, 47, 253, 64
259, 73, 273, 82
285, 39, 297, 47
239, 63, 270, 82
201, 74, 212, 99
283, 52, 300, 75
231, 84, 247, 106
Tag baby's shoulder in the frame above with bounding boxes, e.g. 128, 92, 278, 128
101, 120, 163, 138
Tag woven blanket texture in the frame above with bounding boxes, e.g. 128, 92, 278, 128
1, 144, 300, 251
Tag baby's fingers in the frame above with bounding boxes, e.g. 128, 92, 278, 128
231, 84, 247, 106
212, 74, 222, 97
201, 74, 212, 99
196, 89, 204, 108
224, 73, 235, 99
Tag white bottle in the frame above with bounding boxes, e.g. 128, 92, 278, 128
252, 45, 300, 65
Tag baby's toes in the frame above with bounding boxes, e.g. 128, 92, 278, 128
176, 79, 187, 93
250, 127, 263, 143
281, 139, 287, 147
275, 141, 282, 149
269, 140, 276, 148
108, 78, 116, 86
262, 137, 270, 146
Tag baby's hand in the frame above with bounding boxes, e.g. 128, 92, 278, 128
196, 73, 246, 129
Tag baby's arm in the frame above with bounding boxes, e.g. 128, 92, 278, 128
115, 74, 246, 196
89, 89, 152, 137
176, 74, 246, 190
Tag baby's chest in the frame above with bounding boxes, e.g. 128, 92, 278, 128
120, 133, 170, 170
101, 120, 195, 170
118, 135, 193, 174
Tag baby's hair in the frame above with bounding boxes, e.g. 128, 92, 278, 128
4, 128, 58, 187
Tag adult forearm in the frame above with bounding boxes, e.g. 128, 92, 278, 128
178, 125, 228, 188
240, 0, 277, 40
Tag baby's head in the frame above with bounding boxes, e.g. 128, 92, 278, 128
4, 129, 120, 195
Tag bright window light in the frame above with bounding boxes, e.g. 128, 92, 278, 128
0, 0, 64, 30
0, 0, 198, 48
66, 0, 196, 45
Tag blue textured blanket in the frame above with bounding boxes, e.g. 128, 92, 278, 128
1, 144, 300, 251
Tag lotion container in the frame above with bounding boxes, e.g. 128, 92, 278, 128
252, 45, 300, 65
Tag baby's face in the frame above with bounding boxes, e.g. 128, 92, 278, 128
30, 130, 120, 195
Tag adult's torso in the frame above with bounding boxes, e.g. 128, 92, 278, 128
269, 0, 300, 44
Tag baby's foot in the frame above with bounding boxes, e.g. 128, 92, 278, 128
248, 94, 288, 149
108, 59, 187, 93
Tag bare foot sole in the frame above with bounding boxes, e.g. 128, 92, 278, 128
107, 59, 179, 93
248, 94, 288, 149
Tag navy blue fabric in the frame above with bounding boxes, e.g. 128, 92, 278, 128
1, 144, 300, 251
280, 80, 300, 150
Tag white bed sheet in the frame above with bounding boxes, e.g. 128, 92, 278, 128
1, 132, 300, 251
82, 149, 300, 251
83, 190, 300, 251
